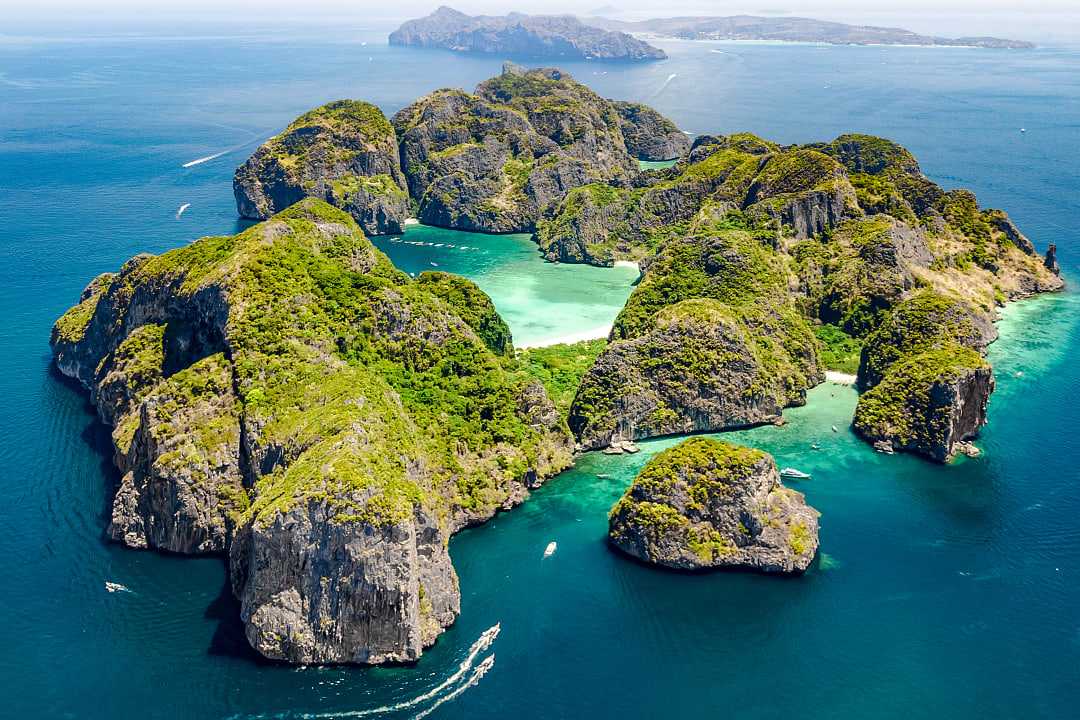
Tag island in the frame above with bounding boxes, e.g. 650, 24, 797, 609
585, 14, 1034, 49
53, 64, 1063, 666
609, 437, 820, 573
389, 6, 666, 61
53, 199, 573, 664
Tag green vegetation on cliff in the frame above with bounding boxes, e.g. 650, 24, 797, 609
857, 289, 988, 389
853, 344, 990, 450
610, 219, 792, 340
233, 100, 409, 235
517, 339, 607, 420
565, 203, 824, 449
53, 199, 572, 532
416, 271, 514, 355
626, 436, 766, 505
608, 436, 819, 572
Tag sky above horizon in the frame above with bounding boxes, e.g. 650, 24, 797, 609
4, 1, 1080, 43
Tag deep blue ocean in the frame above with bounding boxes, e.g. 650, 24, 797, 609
2, 21, 1079, 719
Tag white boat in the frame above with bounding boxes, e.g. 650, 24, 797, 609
105, 581, 131, 593
543, 541, 557, 558
176, 203, 190, 219
779, 468, 812, 480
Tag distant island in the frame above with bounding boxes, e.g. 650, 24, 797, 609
585, 14, 1035, 49
388, 6, 666, 61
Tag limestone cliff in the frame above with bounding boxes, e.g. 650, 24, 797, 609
569, 219, 822, 449
848, 291, 998, 461
609, 437, 819, 573
52, 199, 572, 664
552, 132, 1059, 461
393, 64, 643, 234
853, 345, 994, 462
611, 101, 690, 161
535, 134, 772, 266
233, 101, 409, 235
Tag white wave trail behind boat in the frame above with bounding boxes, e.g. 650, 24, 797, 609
180, 129, 272, 169
181, 150, 228, 168
653, 73, 678, 98
412, 655, 495, 720
273, 623, 501, 720
176, 203, 191, 218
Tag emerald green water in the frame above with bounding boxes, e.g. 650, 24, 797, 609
374, 225, 639, 347
638, 158, 679, 170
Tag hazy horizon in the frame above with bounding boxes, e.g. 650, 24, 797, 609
4, 1, 1080, 44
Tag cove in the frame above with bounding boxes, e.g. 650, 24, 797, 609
373, 224, 640, 348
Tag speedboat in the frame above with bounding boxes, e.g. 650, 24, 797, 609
779, 468, 812, 480
543, 541, 557, 558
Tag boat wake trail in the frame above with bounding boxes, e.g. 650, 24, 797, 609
411, 655, 495, 720
234, 623, 501, 720
181, 150, 228, 168
653, 73, 678, 98
181, 129, 272, 169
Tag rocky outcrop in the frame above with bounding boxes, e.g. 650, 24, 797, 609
52, 199, 573, 664
608, 437, 819, 573
229, 498, 456, 665
535, 136, 768, 265
744, 148, 861, 238
802, 216, 933, 336
856, 290, 996, 390
393, 65, 638, 234
233, 101, 409, 236
389, 6, 666, 61
853, 345, 994, 462
570, 300, 819, 449
1045, 244, 1060, 274
569, 224, 822, 449
416, 271, 513, 355
109, 353, 244, 554
611, 101, 690, 160
851, 291, 997, 462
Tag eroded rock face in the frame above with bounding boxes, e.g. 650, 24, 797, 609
109, 354, 244, 554
570, 302, 815, 450
229, 499, 457, 665
853, 345, 994, 462
51, 199, 573, 665
535, 136, 769, 266
567, 221, 822, 449
393, 64, 639, 234
744, 149, 861, 238
856, 290, 996, 391
608, 437, 819, 573
611, 101, 690, 161
234, 101, 409, 235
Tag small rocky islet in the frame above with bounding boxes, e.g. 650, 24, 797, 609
609, 437, 820, 574
54, 63, 1062, 664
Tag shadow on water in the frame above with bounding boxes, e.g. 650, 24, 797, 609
49, 363, 125, 528
205, 572, 275, 665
